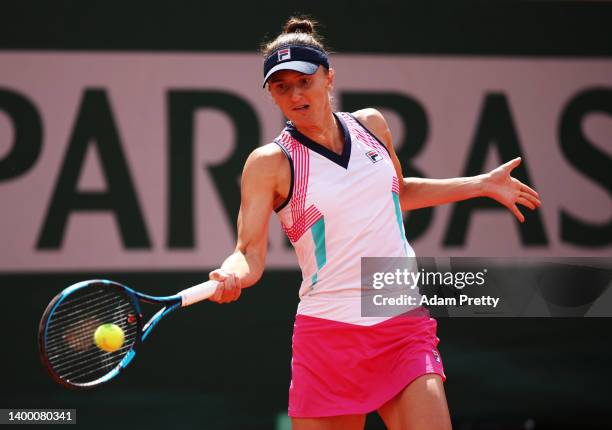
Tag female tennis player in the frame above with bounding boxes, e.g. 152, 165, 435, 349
207, 17, 541, 430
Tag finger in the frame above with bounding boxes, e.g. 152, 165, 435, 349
209, 270, 227, 282
220, 279, 235, 304
503, 157, 521, 171
231, 284, 241, 302
509, 204, 525, 223
521, 191, 541, 207
211, 282, 225, 302
223, 275, 237, 303
230, 273, 240, 302
211, 267, 231, 279
208, 279, 225, 302
225, 272, 236, 290
230, 275, 241, 302
208, 270, 229, 301
520, 183, 540, 200
516, 196, 536, 210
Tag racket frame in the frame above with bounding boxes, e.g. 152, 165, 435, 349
38, 279, 183, 390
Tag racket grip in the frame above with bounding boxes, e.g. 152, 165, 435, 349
179, 280, 220, 307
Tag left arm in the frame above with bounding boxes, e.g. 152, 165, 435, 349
353, 108, 541, 223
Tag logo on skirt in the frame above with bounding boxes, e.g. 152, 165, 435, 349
432, 350, 440, 363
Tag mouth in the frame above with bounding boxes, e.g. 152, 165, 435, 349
293, 104, 310, 111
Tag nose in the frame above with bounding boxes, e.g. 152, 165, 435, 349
290, 85, 303, 102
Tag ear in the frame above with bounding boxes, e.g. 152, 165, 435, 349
327, 68, 335, 89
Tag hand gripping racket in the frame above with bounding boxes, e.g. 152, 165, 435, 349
38, 279, 219, 389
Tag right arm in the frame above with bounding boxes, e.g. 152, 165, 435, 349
208, 144, 288, 303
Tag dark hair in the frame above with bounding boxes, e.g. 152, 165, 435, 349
261, 16, 329, 58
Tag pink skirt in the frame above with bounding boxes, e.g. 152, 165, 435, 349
288, 307, 446, 418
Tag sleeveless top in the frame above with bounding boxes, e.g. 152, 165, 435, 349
273, 112, 417, 326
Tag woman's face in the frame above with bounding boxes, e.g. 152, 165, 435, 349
267, 66, 334, 127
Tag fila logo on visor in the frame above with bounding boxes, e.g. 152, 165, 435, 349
278, 48, 291, 61
366, 150, 382, 163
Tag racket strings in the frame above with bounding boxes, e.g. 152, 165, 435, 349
44, 284, 139, 385
47, 292, 126, 325
50, 339, 137, 373
47, 309, 138, 361
44, 301, 132, 348
44, 309, 133, 354
56, 342, 134, 378
50, 288, 108, 316
47, 318, 136, 359
67, 359, 121, 383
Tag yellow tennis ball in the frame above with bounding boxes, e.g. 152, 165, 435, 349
94, 323, 125, 352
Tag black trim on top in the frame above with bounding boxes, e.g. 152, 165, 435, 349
285, 113, 352, 169
273, 139, 294, 213
347, 113, 391, 157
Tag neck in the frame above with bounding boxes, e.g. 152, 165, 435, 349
295, 109, 344, 154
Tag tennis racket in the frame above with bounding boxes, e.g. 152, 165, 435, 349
38, 279, 219, 389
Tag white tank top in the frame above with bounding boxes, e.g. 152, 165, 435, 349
274, 112, 417, 326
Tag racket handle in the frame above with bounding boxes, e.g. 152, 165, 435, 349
179, 280, 220, 307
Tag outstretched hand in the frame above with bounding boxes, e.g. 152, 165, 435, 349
483, 157, 541, 223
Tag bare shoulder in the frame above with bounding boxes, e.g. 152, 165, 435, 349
244, 142, 286, 174
352, 108, 392, 147
242, 142, 290, 196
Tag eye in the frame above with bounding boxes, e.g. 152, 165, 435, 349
273, 82, 287, 93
